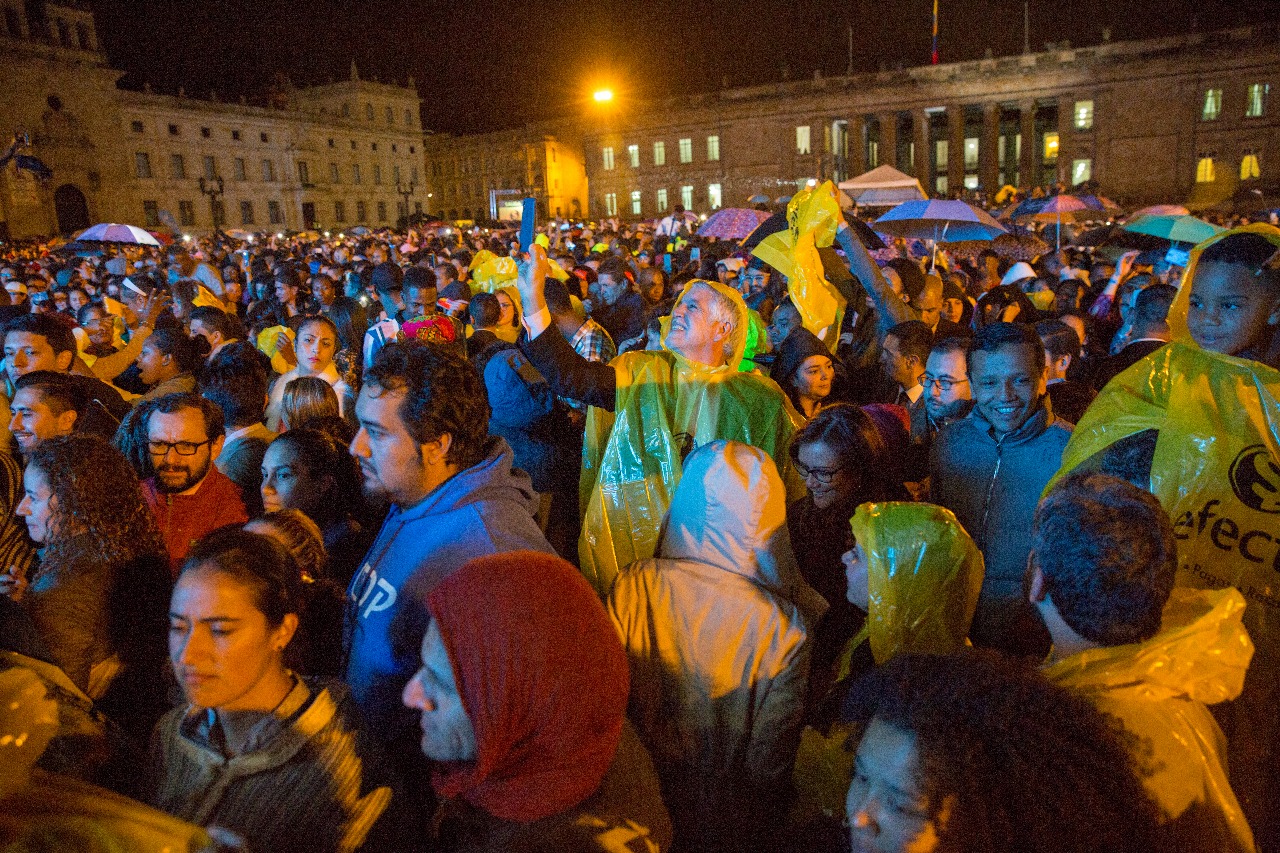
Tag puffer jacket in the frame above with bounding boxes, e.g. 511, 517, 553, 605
606, 440, 825, 853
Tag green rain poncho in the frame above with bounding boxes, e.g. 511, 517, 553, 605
578, 279, 802, 597
790, 501, 984, 826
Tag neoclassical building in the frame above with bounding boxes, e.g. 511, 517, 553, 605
0, 0, 424, 239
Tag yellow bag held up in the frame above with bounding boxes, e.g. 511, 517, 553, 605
751, 182, 847, 352
578, 280, 801, 597
470, 249, 568, 294
255, 324, 295, 375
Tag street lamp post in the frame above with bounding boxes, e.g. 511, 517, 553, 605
198, 175, 224, 235
396, 179, 416, 224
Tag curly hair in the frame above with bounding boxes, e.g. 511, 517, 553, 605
27, 434, 165, 570
843, 651, 1165, 853
362, 340, 490, 470
1032, 472, 1176, 645
246, 509, 327, 582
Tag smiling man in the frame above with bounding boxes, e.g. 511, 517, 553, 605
930, 322, 1072, 658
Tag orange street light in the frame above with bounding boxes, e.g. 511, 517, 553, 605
593, 88, 614, 103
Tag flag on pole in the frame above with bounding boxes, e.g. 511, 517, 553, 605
932, 0, 939, 64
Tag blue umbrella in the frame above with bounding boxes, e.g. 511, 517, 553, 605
874, 200, 1007, 243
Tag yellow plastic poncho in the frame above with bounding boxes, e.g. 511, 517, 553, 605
578, 279, 801, 597
846, 501, 986, 666
1048, 224, 1280, 840
1168, 223, 1280, 345
752, 182, 847, 351
1045, 588, 1256, 852
791, 501, 984, 827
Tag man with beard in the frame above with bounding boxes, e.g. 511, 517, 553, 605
344, 342, 553, 742
139, 393, 248, 574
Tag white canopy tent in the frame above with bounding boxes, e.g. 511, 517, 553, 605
838, 165, 927, 208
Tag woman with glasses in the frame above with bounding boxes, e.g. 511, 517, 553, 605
787, 405, 910, 673
4, 433, 172, 742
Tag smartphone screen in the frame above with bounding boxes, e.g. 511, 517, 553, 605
663, 253, 672, 274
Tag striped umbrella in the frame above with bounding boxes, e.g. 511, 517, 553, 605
874, 200, 1007, 242
74, 223, 162, 246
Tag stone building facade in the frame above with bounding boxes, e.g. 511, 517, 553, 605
1, 0, 424, 239
575, 23, 1279, 217
422, 123, 589, 223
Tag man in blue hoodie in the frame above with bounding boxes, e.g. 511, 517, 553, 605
345, 341, 554, 741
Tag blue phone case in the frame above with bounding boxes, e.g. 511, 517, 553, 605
518, 197, 537, 253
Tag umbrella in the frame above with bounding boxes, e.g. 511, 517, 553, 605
1011, 194, 1091, 221
696, 208, 771, 241
1133, 204, 1190, 217
349, 225, 372, 236
1074, 224, 1167, 252
874, 200, 1006, 243
1123, 214, 1224, 245
223, 228, 255, 241
938, 240, 990, 261
747, 194, 771, 205
993, 232, 1050, 261
74, 223, 161, 246
1079, 194, 1122, 213
740, 211, 885, 252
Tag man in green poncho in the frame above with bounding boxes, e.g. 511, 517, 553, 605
516, 245, 800, 596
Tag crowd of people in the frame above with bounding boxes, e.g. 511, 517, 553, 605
0, 191, 1277, 853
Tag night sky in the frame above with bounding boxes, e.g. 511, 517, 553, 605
91, 0, 1280, 136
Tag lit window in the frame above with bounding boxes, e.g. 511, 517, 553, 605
1246, 83, 1269, 118
1196, 156, 1216, 183
935, 139, 948, 169
935, 175, 948, 194
604, 192, 617, 216
681, 185, 693, 209
1241, 153, 1261, 180
602, 146, 615, 170
1043, 132, 1060, 161
656, 188, 668, 212
679, 138, 692, 163
653, 141, 666, 166
631, 190, 642, 215
627, 144, 639, 168
1072, 158, 1093, 185
964, 138, 979, 170
708, 183, 722, 209
707, 135, 720, 162
1073, 100, 1094, 130
1202, 88, 1222, 121
963, 175, 979, 190
867, 140, 879, 168
796, 125, 811, 155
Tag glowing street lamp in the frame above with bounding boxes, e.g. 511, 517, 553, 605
593, 88, 614, 104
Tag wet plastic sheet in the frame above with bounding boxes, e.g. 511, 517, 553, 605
752, 182, 847, 350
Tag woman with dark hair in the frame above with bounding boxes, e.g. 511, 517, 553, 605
326, 295, 368, 392
265, 315, 355, 431
974, 284, 1039, 328
787, 404, 910, 676
152, 527, 409, 852
771, 328, 835, 419
135, 327, 208, 402
8, 434, 171, 741
260, 428, 370, 586
841, 651, 1165, 853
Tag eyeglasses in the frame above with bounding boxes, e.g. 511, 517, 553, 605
794, 460, 842, 485
148, 438, 213, 457
921, 375, 970, 393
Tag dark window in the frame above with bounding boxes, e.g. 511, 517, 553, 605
131, 120, 144, 133
240, 201, 255, 225
268, 201, 284, 224
260, 132, 268, 143
328, 138, 335, 148
201, 127, 211, 138
371, 143, 378, 152
75, 22, 89, 50
168, 124, 179, 136
142, 200, 160, 227
5, 8, 21, 38
231, 129, 241, 141
178, 200, 195, 226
